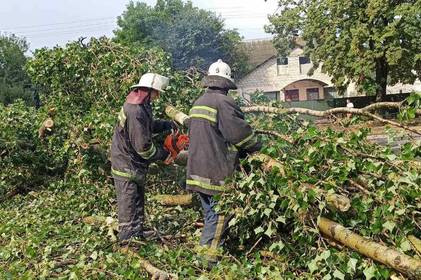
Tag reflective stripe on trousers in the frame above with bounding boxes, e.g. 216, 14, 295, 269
198, 193, 229, 254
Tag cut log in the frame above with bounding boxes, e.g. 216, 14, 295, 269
121, 247, 178, 280
152, 194, 193, 206
325, 193, 351, 212
38, 118, 54, 138
318, 217, 421, 279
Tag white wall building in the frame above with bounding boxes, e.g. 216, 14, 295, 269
237, 39, 421, 102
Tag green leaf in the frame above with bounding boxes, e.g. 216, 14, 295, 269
320, 250, 331, 260
308, 259, 318, 274
347, 258, 358, 273
276, 216, 286, 224
254, 226, 264, 235
363, 266, 377, 280
400, 240, 411, 252
333, 269, 345, 280
382, 221, 396, 232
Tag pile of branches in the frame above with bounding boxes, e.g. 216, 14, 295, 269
166, 95, 421, 279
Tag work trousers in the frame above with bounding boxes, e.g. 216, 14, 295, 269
114, 178, 145, 241
198, 193, 229, 253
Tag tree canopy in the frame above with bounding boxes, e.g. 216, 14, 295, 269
114, 0, 249, 76
0, 34, 33, 105
267, 0, 421, 101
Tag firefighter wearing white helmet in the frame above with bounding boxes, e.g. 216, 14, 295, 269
202, 59, 237, 90
130, 72, 169, 92
187, 59, 261, 268
110, 72, 175, 242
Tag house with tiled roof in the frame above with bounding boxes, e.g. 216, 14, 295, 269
237, 39, 421, 102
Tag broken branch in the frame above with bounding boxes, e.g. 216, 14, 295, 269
318, 217, 421, 279
241, 104, 421, 136
121, 247, 178, 280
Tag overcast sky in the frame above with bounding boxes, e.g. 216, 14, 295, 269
0, 0, 279, 52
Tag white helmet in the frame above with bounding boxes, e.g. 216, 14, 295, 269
208, 59, 234, 82
131, 73, 169, 92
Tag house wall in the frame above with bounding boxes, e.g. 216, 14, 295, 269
237, 45, 421, 101
237, 56, 334, 100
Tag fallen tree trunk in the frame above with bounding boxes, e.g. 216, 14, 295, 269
152, 194, 193, 206
241, 102, 421, 117
241, 105, 421, 136
121, 247, 178, 280
318, 217, 421, 279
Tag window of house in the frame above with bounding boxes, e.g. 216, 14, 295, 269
264, 91, 279, 101
306, 88, 320, 100
299, 56, 310, 64
284, 89, 299, 101
277, 57, 288, 65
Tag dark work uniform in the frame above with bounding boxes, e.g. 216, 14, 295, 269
186, 76, 261, 259
110, 91, 170, 241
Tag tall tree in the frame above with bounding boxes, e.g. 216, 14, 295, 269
0, 34, 32, 105
266, 0, 421, 101
114, 0, 249, 76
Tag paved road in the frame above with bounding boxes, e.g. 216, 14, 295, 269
367, 134, 421, 153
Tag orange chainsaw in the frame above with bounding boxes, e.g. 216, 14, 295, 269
163, 129, 189, 165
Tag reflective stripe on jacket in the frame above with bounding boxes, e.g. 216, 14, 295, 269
110, 102, 169, 181
186, 88, 261, 195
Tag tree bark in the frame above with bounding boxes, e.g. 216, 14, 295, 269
152, 194, 193, 206
121, 248, 178, 280
318, 217, 421, 279
241, 105, 421, 136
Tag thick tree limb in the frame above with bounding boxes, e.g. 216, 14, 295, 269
121, 247, 178, 280
241, 105, 421, 136
348, 179, 371, 196
165, 106, 189, 126
242, 102, 420, 116
152, 194, 193, 206
318, 217, 421, 279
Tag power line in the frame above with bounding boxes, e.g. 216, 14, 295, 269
9, 21, 116, 36
1, 16, 116, 31
19, 26, 115, 39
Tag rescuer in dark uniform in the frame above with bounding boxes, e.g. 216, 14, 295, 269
186, 59, 262, 265
110, 73, 174, 241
